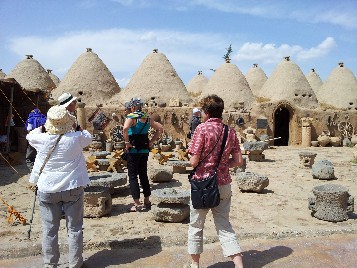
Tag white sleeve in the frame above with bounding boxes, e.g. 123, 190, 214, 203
26, 127, 43, 150
78, 130, 92, 148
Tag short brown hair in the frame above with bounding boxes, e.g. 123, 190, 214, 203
199, 94, 224, 119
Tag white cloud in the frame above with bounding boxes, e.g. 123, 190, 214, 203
234, 42, 303, 64
234, 37, 337, 65
313, 12, 357, 30
7, 28, 229, 86
297, 37, 337, 60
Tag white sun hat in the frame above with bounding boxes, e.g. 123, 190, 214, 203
192, 108, 200, 114
58, 92, 77, 108
44, 106, 75, 135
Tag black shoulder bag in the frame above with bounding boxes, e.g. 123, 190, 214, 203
189, 124, 228, 209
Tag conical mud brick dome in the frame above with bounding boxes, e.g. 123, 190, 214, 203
47, 69, 60, 87
245, 63, 267, 97
186, 71, 208, 98
6, 55, 56, 92
52, 48, 120, 106
201, 59, 254, 110
257, 56, 318, 109
0, 69, 6, 79
306, 68, 323, 94
317, 62, 357, 111
120, 49, 192, 105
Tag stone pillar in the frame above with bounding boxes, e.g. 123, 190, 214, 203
301, 126, 311, 147
76, 102, 86, 129
300, 117, 313, 147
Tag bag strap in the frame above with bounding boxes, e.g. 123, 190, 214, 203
137, 117, 149, 135
193, 124, 227, 172
38, 134, 63, 176
214, 125, 228, 171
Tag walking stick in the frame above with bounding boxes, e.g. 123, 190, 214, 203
27, 188, 37, 239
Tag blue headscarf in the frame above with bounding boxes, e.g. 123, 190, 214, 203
25, 108, 47, 130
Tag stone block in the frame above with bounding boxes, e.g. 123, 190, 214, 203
97, 159, 110, 171
89, 171, 127, 190
308, 184, 354, 222
84, 186, 112, 218
152, 188, 190, 204
90, 141, 103, 150
243, 141, 268, 154
236, 172, 269, 193
151, 203, 190, 222
91, 151, 111, 159
149, 167, 174, 182
298, 151, 317, 168
312, 160, 335, 180
166, 160, 191, 174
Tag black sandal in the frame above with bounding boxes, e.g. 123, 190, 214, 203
144, 202, 152, 210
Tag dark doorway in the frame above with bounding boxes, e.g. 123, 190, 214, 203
274, 107, 290, 146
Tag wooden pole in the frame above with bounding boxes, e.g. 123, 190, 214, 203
5, 86, 14, 153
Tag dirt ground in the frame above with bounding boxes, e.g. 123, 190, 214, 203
0, 146, 356, 265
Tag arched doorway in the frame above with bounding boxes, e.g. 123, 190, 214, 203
274, 106, 290, 146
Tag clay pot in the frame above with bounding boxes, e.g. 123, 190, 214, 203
343, 137, 351, 147
317, 134, 330, 147
330, 136, 341, 147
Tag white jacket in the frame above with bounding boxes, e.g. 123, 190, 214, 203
26, 128, 92, 193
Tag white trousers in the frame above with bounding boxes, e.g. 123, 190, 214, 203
188, 184, 242, 257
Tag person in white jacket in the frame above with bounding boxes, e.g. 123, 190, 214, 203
27, 105, 92, 268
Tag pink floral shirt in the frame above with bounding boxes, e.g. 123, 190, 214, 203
189, 118, 241, 185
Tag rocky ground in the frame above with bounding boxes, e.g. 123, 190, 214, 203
0, 146, 356, 267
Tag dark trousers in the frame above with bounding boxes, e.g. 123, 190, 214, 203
26, 144, 37, 171
127, 153, 150, 200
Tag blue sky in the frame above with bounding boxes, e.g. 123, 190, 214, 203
1, 0, 356, 87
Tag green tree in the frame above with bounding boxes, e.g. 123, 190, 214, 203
223, 44, 233, 62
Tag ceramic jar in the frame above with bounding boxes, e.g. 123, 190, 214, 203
330, 136, 341, 147
317, 133, 330, 147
